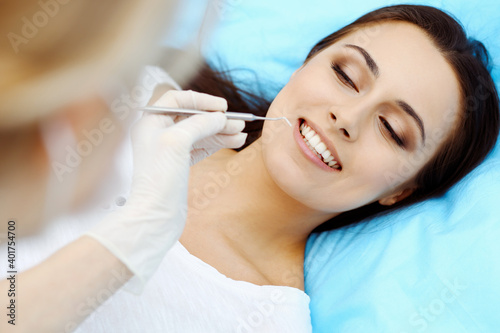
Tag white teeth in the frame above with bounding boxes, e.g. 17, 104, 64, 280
328, 160, 338, 167
321, 150, 331, 160
323, 155, 334, 163
314, 142, 327, 154
304, 130, 315, 140
300, 122, 341, 170
308, 134, 321, 147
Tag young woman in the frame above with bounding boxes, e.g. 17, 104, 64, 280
31, 4, 500, 332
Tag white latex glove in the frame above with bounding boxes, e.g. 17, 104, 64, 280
86, 90, 247, 293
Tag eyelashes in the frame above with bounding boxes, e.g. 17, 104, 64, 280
379, 117, 406, 148
330, 62, 406, 149
331, 62, 359, 93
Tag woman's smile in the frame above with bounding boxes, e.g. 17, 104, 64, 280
293, 118, 342, 172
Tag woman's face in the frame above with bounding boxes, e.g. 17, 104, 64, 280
260, 22, 461, 214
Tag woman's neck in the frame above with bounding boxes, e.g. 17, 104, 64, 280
185, 138, 334, 271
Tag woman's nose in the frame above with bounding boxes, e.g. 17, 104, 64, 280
329, 110, 358, 141
329, 112, 350, 139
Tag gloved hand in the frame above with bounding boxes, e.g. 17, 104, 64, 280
86, 90, 247, 292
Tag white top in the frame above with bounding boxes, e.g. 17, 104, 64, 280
74, 240, 312, 332
14, 218, 312, 332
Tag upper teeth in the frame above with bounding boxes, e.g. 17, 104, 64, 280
300, 122, 340, 169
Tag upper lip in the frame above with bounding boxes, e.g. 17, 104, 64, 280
301, 118, 343, 169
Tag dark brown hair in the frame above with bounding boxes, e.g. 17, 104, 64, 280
185, 5, 500, 232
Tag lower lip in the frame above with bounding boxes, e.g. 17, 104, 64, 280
293, 119, 336, 173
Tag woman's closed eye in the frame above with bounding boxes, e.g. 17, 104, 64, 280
331, 62, 359, 92
330, 62, 406, 149
379, 116, 406, 149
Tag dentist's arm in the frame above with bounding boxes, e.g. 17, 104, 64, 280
1, 90, 247, 332
0, 236, 133, 333
86, 90, 247, 291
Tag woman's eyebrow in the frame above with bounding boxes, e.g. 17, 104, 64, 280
397, 100, 426, 144
344, 44, 380, 77
343, 43, 426, 145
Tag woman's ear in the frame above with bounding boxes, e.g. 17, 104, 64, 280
378, 188, 415, 206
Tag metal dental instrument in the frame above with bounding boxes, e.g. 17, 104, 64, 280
140, 106, 292, 127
